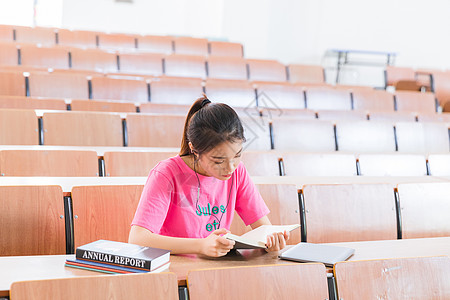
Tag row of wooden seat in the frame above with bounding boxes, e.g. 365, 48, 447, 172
1, 149, 449, 177
1, 109, 448, 152
0, 25, 244, 56
1, 181, 449, 257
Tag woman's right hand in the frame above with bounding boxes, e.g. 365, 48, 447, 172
200, 228, 235, 257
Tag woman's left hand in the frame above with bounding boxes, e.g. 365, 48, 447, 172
265, 230, 290, 252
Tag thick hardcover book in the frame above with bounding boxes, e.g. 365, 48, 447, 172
75, 240, 170, 271
223, 224, 300, 249
65, 259, 170, 274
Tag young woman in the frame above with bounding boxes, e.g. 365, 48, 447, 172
128, 96, 289, 257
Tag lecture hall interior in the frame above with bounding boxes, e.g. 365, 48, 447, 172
0, 0, 449, 299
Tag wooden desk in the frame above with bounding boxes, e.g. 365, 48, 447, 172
1, 237, 449, 297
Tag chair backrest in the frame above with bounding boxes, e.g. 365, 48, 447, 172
305, 86, 352, 111
173, 37, 209, 56
335, 121, 396, 152
301, 183, 397, 243
255, 82, 305, 109
0, 42, 18, 66
352, 89, 395, 111
149, 77, 203, 105
209, 41, 243, 57
247, 59, 287, 82
427, 154, 450, 176
281, 153, 357, 176
71, 185, 144, 247
394, 91, 436, 113
261, 108, 316, 119
385, 66, 416, 87
70, 99, 136, 113
42, 111, 123, 146
70, 48, 118, 73
126, 113, 185, 147
0, 150, 99, 176
358, 154, 428, 176
164, 54, 206, 79
317, 110, 367, 121
204, 79, 256, 108
418, 112, 450, 122
271, 118, 336, 151
0, 71, 26, 97
137, 35, 173, 54
240, 116, 272, 151
397, 182, 450, 238
0, 109, 38, 145
97, 32, 136, 50
206, 56, 248, 80
104, 151, 179, 176
118, 52, 164, 76
368, 111, 417, 122
10, 272, 179, 300
230, 184, 301, 244
240, 151, 280, 176
395, 122, 450, 153
14, 26, 56, 46
288, 64, 325, 84
334, 256, 450, 300
139, 103, 190, 114
20, 45, 69, 69
187, 263, 329, 300
0, 96, 66, 110
90, 76, 149, 102
0, 185, 65, 255
28, 72, 89, 99
56, 29, 98, 48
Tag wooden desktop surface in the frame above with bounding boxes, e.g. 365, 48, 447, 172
0, 237, 449, 297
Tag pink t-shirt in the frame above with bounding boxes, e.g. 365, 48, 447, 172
131, 155, 269, 238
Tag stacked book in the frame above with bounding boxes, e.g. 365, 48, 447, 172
65, 240, 171, 274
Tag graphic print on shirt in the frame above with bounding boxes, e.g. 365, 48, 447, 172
193, 188, 227, 232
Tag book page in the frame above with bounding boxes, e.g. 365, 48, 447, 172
240, 224, 300, 243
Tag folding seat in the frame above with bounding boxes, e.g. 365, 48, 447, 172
395, 122, 450, 153
240, 116, 272, 151
125, 113, 185, 147
118, 52, 164, 76
56, 29, 98, 48
335, 121, 396, 152
14, 26, 56, 46
0, 185, 65, 255
97, 32, 136, 50
394, 91, 437, 113
0, 71, 26, 96
28, 72, 89, 99
427, 154, 450, 176
247, 59, 287, 82
240, 151, 280, 176
260, 108, 316, 119
368, 111, 417, 122
397, 182, 450, 238
352, 89, 395, 111
425, 70, 450, 107
385, 66, 415, 87
271, 118, 336, 152
139, 103, 190, 115
20, 45, 69, 69
173, 37, 208, 56
0, 24, 14, 42
90, 76, 149, 102
287, 64, 325, 84
149, 76, 203, 105
70, 48, 118, 73
206, 56, 247, 80
334, 257, 450, 300
0, 43, 19, 66
301, 183, 398, 243
417, 112, 450, 122
358, 154, 428, 176
305, 86, 352, 110
317, 110, 367, 121
204, 79, 255, 108
0, 96, 66, 110
137, 35, 173, 54
281, 153, 357, 176
208, 41, 243, 57
103, 150, 179, 176
255, 82, 305, 110
0, 109, 39, 145
42, 111, 123, 146
164, 54, 206, 79
70, 99, 136, 113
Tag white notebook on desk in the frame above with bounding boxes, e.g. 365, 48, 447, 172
279, 242, 355, 267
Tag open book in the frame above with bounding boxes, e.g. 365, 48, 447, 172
223, 224, 300, 249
